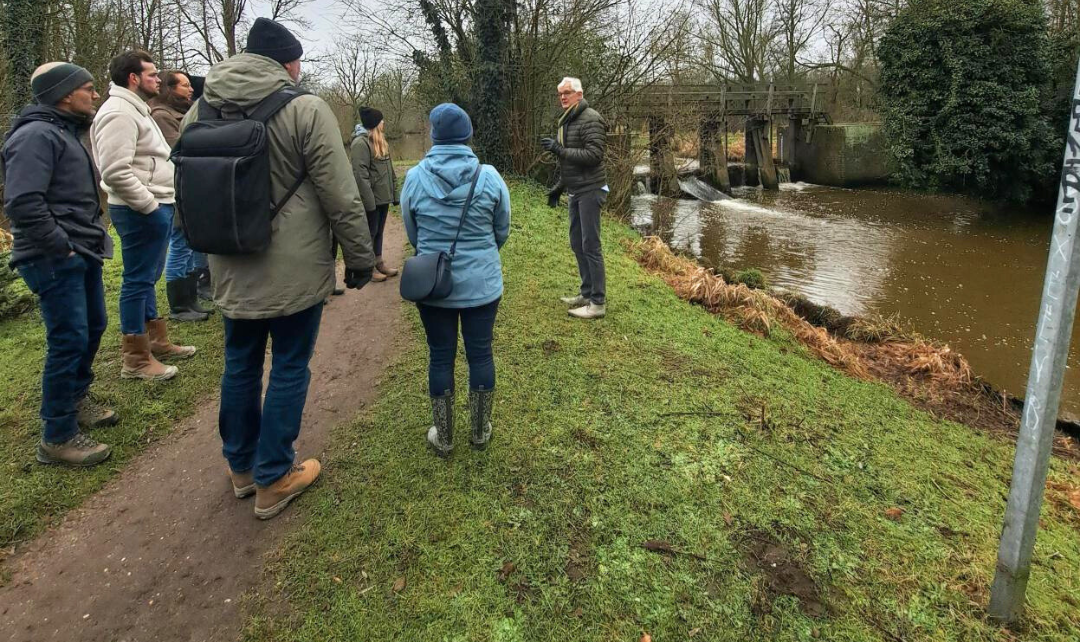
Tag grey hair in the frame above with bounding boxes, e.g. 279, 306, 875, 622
559, 77, 583, 93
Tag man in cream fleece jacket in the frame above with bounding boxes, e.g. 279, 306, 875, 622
91, 50, 194, 382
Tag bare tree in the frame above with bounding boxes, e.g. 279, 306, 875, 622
325, 37, 377, 119
771, 0, 827, 82
695, 0, 777, 82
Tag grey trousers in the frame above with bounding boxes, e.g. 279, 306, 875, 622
569, 189, 607, 305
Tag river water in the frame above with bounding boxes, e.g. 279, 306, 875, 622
631, 184, 1080, 419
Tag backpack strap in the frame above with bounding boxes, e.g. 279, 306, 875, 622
248, 87, 309, 123
245, 87, 311, 217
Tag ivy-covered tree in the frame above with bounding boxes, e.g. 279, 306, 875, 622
877, 0, 1057, 203
2, 0, 46, 110
472, 0, 511, 169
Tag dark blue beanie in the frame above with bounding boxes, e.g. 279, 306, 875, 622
429, 103, 472, 145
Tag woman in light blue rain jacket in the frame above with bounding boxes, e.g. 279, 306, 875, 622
400, 103, 511, 457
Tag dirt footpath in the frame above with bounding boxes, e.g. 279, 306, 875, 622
0, 219, 407, 642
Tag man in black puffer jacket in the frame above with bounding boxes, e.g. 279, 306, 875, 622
2, 62, 115, 467
542, 77, 609, 320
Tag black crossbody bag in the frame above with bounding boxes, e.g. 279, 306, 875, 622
399, 166, 482, 303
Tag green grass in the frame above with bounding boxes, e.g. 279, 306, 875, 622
243, 182, 1080, 640
0, 232, 225, 549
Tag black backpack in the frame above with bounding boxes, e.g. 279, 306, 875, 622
172, 87, 308, 255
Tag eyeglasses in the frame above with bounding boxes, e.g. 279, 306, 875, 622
558, 90, 577, 97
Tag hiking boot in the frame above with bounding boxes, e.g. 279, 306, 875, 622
426, 390, 454, 458
147, 318, 196, 360
36, 432, 111, 467
332, 285, 346, 296
469, 388, 493, 451
76, 398, 118, 429
166, 277, 209, 323
375, 256, 399, 278
121, 333, 179, 381
230, 469, 256, 499
569, 303, 606, 319
254, 459, 321, 520
371, 270, 387, 283
560, 294, 588, 307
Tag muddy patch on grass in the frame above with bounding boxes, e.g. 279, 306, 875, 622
740, 532, 826, 618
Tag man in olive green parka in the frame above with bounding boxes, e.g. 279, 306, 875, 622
179, 18, 375, 520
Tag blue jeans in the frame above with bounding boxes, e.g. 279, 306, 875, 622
17, 254, 107, 444
218, 304, 323, 487
110, 204, 172, 334
165, 222, 206, 282
417, 299, 500, 395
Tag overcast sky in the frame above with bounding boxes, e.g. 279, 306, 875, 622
253, 0, 356, 59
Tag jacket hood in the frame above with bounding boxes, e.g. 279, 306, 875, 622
7, 104, 87, 138
202, 53, 294, 110
412, 145, 481, 202
352, 123, 367, 140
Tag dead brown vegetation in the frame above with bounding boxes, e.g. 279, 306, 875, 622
627, 236, 1080, 459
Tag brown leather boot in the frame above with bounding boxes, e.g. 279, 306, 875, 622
147, 318, 196, 360
375, 256, 399, 277
254, 459, 321, 520
121, 333, 178, 381
230, 469, 256, 499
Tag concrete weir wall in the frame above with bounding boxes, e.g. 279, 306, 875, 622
790, 123, 891, 187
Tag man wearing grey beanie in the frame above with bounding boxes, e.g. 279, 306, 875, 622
2, 62, 115, 467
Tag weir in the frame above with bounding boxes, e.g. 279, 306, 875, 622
613, 82, 889, 196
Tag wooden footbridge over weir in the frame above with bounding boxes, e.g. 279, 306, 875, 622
610, 82, 833, 196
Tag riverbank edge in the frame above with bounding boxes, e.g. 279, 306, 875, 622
243, 180, 1080, 641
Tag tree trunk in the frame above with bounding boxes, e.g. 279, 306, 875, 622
3, 0, 46, 111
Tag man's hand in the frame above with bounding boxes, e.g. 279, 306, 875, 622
547, 189, 561, 209
540, 138, 562, 155
344, 267, 373, 290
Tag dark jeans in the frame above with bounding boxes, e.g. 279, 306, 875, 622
218, 303, 323, 487
17, 254, 107, 444
110, 204, 172, 334
569, 189, 607, 304
367, 203, 390, 257
417, 299, 500, 395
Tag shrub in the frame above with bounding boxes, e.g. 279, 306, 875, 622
734, 268, 768, 290
877, 0, 1058, 203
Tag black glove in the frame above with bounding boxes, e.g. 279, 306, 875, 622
540, 137, 562, 155
344, 267, 373, 290
392, 199, 400, 206
547, 189, 561, 209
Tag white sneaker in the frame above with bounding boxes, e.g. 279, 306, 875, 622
560, 294, 588, 306
569, 303, 606, 319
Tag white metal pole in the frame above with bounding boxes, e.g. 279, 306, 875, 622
989, 57, 1080, 622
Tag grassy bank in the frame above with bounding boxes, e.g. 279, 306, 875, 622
0, 234, 225, 550
244, 182, 1080, 640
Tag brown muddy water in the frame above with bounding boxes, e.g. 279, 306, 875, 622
631, 184, 1080, 419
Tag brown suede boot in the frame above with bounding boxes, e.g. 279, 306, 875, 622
147, 318, 196, 360
230, 469, 256, 499
375, 256, 399, 277
254, 459, 321, 520
37, 432, 111, 467
121, 334, 179, 381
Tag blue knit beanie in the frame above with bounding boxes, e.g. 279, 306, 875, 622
429, 103, 472, 145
